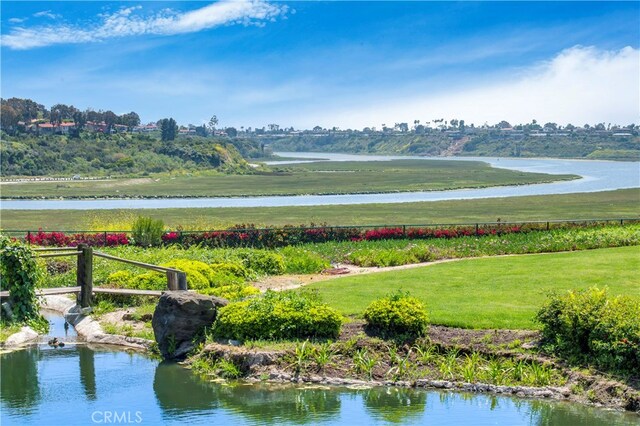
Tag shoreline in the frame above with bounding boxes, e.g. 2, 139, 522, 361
0, 177, 578, 201
1, 295, 638, 414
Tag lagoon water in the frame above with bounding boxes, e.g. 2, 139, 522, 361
2, 345, 638, 426
1, 153, 638, 210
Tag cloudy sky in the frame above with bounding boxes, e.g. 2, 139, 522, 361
1, 1, 638, 129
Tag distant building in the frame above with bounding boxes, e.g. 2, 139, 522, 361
37, 122, 75, 135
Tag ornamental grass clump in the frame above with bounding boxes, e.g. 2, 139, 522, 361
536, 287, 640, 375
131, 216, 165, 247
213, 290, 343, 340
364, 290, 429, 337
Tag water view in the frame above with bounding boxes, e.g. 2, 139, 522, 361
2, 154, 638, 210
2, 1, 639, 424
3, 345, 638, 426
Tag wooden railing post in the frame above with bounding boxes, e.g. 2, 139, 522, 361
177, 272, 188, 290
166, 271, 188, 291
77, 244, 93, 308
166, 271, 178, 290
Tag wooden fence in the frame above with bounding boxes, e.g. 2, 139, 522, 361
0, 244, 187, 308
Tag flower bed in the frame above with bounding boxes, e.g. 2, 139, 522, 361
22, 221, 634, 249
25, 230, 129, 247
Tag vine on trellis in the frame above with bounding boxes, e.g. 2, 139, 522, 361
0, 236, 42, 321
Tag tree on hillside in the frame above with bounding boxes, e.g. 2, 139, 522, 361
208, 115, 218, 135
225, 127, 238, 137
72, 110, 86, 129
104, 110, 118, 133
160, 118, 178, 141
50, 104, 77, 125
120, 112, 141, 131
3, 97, 47, 122
85, 109, 104, 123
1, 104, 19, 134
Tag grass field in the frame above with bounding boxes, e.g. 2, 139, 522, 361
307, 246, 640, 330
0, 159, 575, 199
2, 189, 638, 231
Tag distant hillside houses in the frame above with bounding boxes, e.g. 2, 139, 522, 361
21, 120, 162, 135
134, 123, 159, 133
35, 121, 75, 135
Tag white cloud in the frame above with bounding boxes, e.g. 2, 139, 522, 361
1, 1, 287, 50
308, 46, 640, 129
8, 18, 26, 24
33, 10, 61, 20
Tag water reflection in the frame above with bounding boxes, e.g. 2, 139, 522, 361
154, 362, 341, 423
79, 348, 96, 400
0, 348, 40, 414
2, 345, 639, 426
362, 387, 426, 423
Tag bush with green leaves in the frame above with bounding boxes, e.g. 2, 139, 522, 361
106, 258, 258, 301
237, 250, 285, 275
213, 290, 343, 340
200, 284, 260, 301
161, 259, 211, 289
363, 290, 429, 337
106, 270, 134, 287
130, 271, 167, 290
536, 287, 640, 375
0, 236, 42, 321
131, 216, 165, 247
278, 246, 330, 274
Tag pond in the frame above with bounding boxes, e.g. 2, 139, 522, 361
1, 315, 637, 426
2, 153, 638, 210
3, 346, 640, 426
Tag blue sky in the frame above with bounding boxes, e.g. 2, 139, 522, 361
1, 1, 639, 129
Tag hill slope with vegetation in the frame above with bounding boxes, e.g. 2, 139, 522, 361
265, 131, 640, 160
0, 133, 253, 177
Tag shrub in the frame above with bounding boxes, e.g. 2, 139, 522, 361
209, 262, 250, 279
24, 230, 129, 247
161, 259, 212, 290
206, 271, 245, 288
237, 250, 285, 275
213, 290, 343, 340
0, 236, 42, 321
106, 270, 134, 287
131, 272, 166, 290
199, 284, 260, 301
364, 290, 429, 337
279, 246, 330, 274
131, 216, 165, 247
348, 248, 417, 267
536, 288, 640, 375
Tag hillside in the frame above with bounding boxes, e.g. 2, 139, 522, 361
0, 133, 253, 177
264, 131, 640, 160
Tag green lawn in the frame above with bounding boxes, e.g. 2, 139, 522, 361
308, 246, 640, 330
0, 159, 575, 200
2, 189, 637, 231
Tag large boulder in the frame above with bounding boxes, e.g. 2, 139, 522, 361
152, 291, 228, 359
